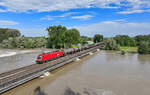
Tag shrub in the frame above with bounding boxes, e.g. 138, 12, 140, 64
0, 36, 47, 49
121, 50, 126, 55
138, 41, 150, 54
104, 39, 120, 50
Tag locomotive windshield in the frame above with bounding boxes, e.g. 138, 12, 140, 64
37, 56, 41, 59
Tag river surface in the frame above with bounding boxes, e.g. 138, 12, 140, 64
0, 49, 52, 73
2, 51, 150, 95
0, 52, 40, 73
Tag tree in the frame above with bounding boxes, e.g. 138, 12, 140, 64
0, 28, 8, 42
6, 29, 21, 38
104, 38, 120, 50
114, 35, 136, 47
46, 25, 80, 48
138, 41, 150, 54
46, 25, 67, 48
135, 35, 150, 46
80, 36, 92, 45
0, 28, 21, 42
65, 28, 80, 48
93, 34, 103, 43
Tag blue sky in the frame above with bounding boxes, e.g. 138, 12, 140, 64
0, 0, 150, 37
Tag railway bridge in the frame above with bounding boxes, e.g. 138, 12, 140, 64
0, 42, 104, 94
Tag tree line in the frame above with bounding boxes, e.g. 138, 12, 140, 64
0, 26, 99, 49
0, 28, 21, 43
0, 28, 47, 49
0, 36, 47, 49
0, 26, 149, 54
103, 35, 150, 54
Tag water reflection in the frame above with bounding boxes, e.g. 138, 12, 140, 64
64, 87, 81, 95
137, 54, 150, 64
33, 86, 47, 95
63, 87, 116, 95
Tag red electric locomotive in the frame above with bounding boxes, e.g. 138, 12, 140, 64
36, 50, 64, 64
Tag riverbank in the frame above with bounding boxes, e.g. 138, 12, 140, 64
120, 46, 138, 53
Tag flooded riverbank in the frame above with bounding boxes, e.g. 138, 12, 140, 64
2, 51, 150, 95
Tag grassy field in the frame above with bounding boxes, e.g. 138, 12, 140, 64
120, 46, 138, 53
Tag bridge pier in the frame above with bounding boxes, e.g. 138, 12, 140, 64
40, 72, 50, 78
75, 57, 80, 61
89, 52, 93, 55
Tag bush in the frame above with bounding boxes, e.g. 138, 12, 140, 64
104, 39, 120, 50
0, 36, 47, 49
138, 41, 150, 54
121, 50, 126, 55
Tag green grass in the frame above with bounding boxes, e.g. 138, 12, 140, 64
72, 45, 80, 48
120, 46, 138, 53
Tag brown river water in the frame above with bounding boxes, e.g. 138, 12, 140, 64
1, 51, 150, 95
0, 52, 40, 73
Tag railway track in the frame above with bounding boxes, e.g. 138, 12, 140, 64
0, 45, 103, 93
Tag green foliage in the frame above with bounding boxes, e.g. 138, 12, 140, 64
0, 36, 47, 49
121, 50, 126, 55
104, 39, 120, 50
138, 41, 150, 54
65, 28, 80, 48
80, 36, 92, 45
120, 46, 137, 53
0, 28, 21, 43
46, 25, 80, 48
114, 34, 150, 54
47, 25, 67, 48
135, 35, 150, 46
114, 35, 136, 47
93, 34, 103, 43
46, 25, 66, 48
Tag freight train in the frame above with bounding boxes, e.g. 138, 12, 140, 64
36, 42, 103, 64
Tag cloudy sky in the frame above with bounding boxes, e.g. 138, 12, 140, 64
0, 0, 150, 37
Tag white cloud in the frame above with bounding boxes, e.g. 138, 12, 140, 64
0, 9, 6, 12
40, 15, 53, 21
72, 15, 93, 20
117, 0, 150, 14
117, 9, 150, 14
56, 12, 80, 17
40, 12, 81, 21
0, 0, 92, 12
74, 20, 150, 37
0, 20, 19, 26
0, 0, 150, 14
